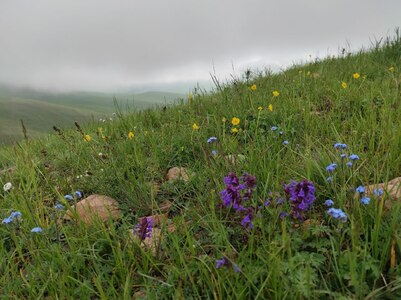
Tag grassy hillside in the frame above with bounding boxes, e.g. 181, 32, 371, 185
0, 34, 400, 298
0, 87, 183, 144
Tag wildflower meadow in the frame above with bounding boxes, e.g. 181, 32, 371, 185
0, 34, 401, 298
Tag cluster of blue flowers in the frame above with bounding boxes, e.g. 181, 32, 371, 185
2, 211, 43, 233
355, 185, 383, 205
326, 142, 360, 182
327, 207, 347, 222
207, 136, 218, 156
2, 211, 22, 224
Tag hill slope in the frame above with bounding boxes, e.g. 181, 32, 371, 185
0, 86, 183, 143
0, 35, 400, 298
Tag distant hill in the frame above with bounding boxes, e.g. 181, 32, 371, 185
0, 84, 184, 144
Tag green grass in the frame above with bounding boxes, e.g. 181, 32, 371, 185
0, 33, 401, 299
0, 87, 184, 144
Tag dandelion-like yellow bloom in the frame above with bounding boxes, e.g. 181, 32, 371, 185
389, 66, 395, 72
192, 123, 200, 130
231, 117, 240, 126
353, 73, 360, 79
272, 91, 280, 97
258, 106, 263, 111
128, 131, 134, 140
250, 84, 257, 91
268, 104, 273, 112
231, 128, 239, 133
341, 82, 347, 89
84, 134, 91, 142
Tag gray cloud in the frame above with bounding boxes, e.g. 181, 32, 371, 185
0, 0, 400, 91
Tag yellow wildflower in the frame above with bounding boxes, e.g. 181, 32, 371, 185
268, 104, 273, 112
258, 106, 263, 111
192, 123, 200, 130
97, 127, 103, 133
128, 131, 134, 140
341, 81, 347, 89
231, 128, 239, 133
231, 117, 240, 126
84, 134, 91, 142
250, 84, 257, 91
389, 66, 395, 72
272, 91, 280, 97
306, 71, 311, 76
353, 72, 360, 79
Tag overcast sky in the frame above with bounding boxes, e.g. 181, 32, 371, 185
0, 1, 400, 92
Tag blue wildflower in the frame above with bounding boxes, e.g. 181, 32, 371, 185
9, 211, 22, 220
334, 143, 347, 149
211, 150, 218, 156
346, 161, 353, 167
215, 257, 227, 269
31, 227, 43, 233
356, 185, 365, 194
326, 163, 337, 172
279, 131, 283, 135
360, 197, 370, 205
326, 176, 333, 182
325, 199, 334, 207
74, 191, 83, 198
327, 208, 347, 222
54, 203, 65, 210
349, 154, 359, 161
64, 194, 74, 201
373, 188, 384, 197
340, 153, 347, 159
207, 136, 218, 144
2, 217, 13, 224
283, 140, 289, 145
279, 212, 288, 219
271, 126, 278, 131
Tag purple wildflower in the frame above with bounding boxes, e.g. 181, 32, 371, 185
215, 256, 240, 272
220, 172, 256, 211
279, 211, 288, 219
241, 213, 254, 229
284, 179, 316, 219
340, 153, 347, 159
133, 217, 154, 241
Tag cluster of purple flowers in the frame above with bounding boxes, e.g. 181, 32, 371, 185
215, 256, 240, 272
219, 172, 257, 229
284, 179, 316, 219
133, 217, 154, 241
